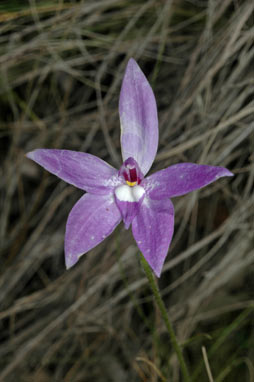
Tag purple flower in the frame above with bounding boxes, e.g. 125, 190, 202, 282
26, 59, 233, 277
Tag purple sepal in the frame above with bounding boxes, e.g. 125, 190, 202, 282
145, 163, 234, 199
119, 58, 158, 176
132, 197, 174, 277
26, 149, 119, 194
65, 193, 121, 268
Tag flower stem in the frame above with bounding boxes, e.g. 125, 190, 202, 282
140, 254, 190, 382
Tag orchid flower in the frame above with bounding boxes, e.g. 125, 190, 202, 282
26, 58, 233, 277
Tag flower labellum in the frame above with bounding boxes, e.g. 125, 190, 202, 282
26, 58, 233, 277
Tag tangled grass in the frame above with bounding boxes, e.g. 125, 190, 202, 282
0, 0, 253, 381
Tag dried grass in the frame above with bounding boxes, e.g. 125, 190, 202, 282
0, 0, 253, 381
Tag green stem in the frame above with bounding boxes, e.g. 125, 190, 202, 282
140, 254, 190, 382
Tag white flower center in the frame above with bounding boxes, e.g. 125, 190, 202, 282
115, 184, 145, 202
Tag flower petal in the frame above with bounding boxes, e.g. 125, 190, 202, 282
119, 58, 158, 176
26, 149, 120, 194
145, 163, 233, 199
132, 197, 174, 277
65, 193, 121, 268
115, 184, 145, 229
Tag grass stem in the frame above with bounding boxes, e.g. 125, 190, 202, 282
140, 253, 190, 382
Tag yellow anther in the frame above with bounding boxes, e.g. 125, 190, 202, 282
126, 180, 137, 187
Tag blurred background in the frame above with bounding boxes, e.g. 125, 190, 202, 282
0, 0, 253, 381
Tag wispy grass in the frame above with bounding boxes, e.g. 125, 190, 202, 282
0, 0, 253, 381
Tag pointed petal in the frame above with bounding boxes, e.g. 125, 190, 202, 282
26, 149, 120, 194
145, 163, 233, 199
132, 197, 174, 277
115, 184, 145, 229
119, 58, 158, 175
65, 193, 121, 268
